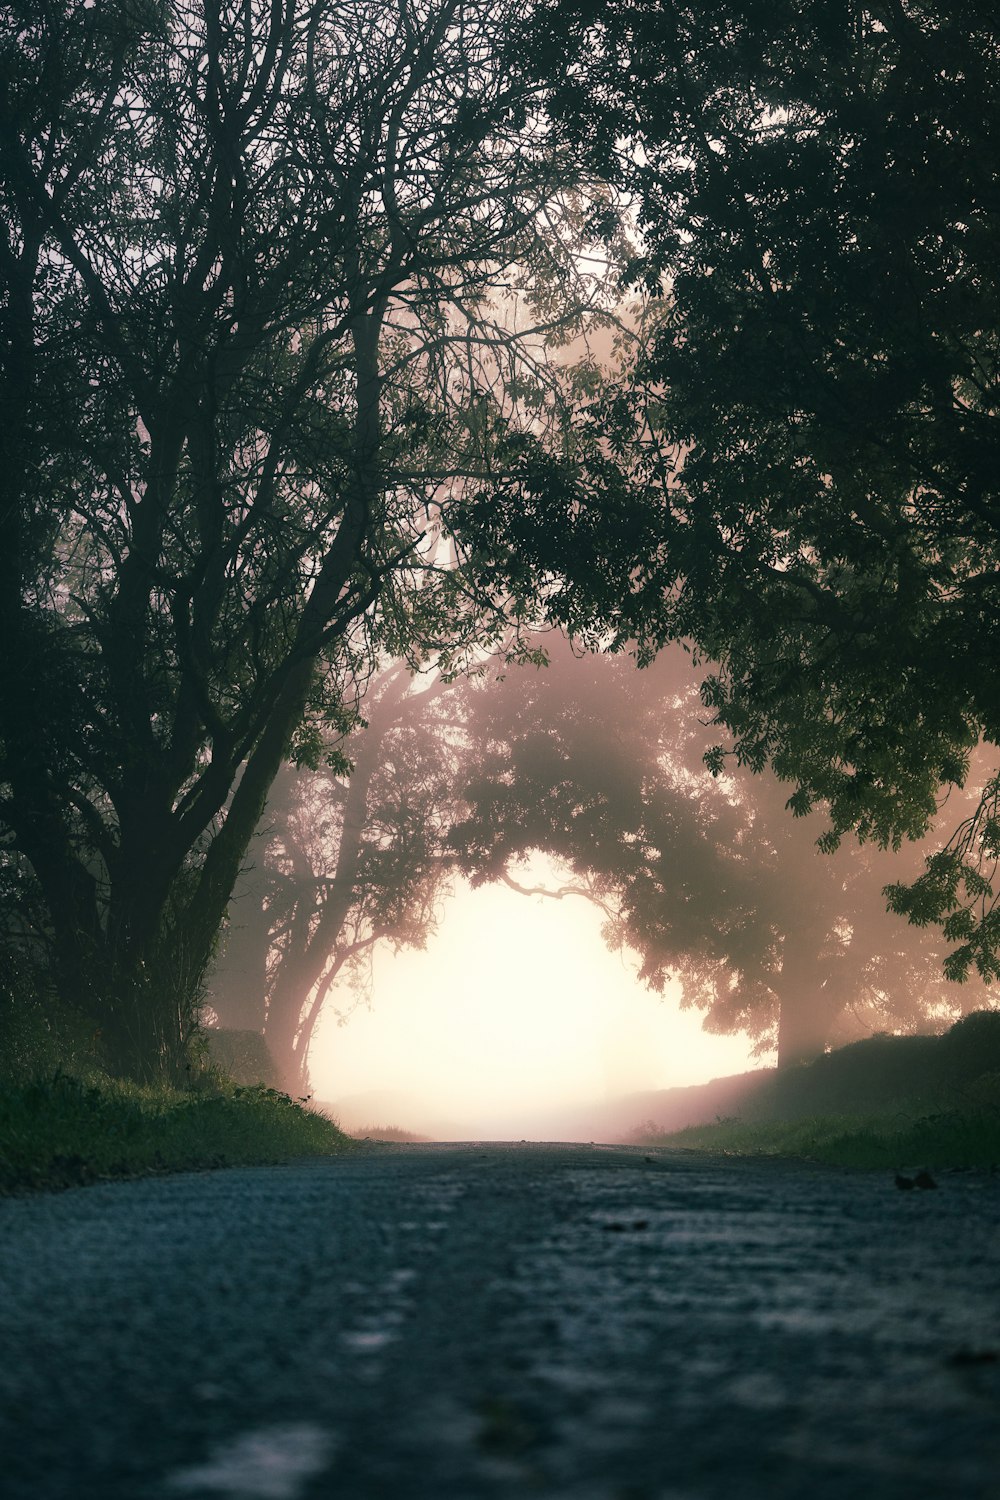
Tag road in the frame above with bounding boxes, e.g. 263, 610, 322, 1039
0, 1142, 998, 1499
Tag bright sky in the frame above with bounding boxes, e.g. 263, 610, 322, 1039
309, 859, 764, 1140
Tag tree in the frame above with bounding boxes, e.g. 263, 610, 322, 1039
215, 633, 987, 1086
449, 639, 988, 1065
0, 0, 614, 1078
208, 661, 462, 1093
469, 0, 1000, 983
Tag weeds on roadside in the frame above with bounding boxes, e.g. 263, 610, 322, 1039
349, 1123, 429, 1142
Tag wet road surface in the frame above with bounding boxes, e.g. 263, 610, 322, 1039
1, 1142, 998, 1499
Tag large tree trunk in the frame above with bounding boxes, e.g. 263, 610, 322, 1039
95, 965, 193, 1086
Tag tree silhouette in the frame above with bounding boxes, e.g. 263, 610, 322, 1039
210, 637, 987, 1086
208, 661, 462, 1092
0, 0, 616, 1078
450, 640, 988, 1065
475, 0, 1000, 981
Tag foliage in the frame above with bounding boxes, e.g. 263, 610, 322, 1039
449, 638, 988, 1063
349, 1124, 429, 1142
0, 1072, 351, 1194
499, 0, 1000, 976
202, 1027, 280, 1089
885, 776, 1000, 982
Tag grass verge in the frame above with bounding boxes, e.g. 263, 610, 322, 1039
0, 1073, 355, 1194
643, 1105, 1000, 1169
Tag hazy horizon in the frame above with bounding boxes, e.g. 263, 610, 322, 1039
308, 863, 765, 1141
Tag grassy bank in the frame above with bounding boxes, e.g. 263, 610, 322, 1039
642, 1104, 1000, 1169
0, 1073, 354, 1194
641, 1092, 1000, 1170
634, 1012, 1000, 1169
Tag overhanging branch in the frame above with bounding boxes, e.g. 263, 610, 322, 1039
499, 869, 616, 919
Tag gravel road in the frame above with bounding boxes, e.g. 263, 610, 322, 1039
1, 1142, 998, 1499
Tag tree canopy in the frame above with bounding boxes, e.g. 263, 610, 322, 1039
450, 639, 985, 1064
476, 0, 1000, 981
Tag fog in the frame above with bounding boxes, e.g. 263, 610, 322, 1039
209, 637, 988, 1133
309, 864, 760, 1141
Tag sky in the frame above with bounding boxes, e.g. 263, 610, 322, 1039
309, 858, 764, 1140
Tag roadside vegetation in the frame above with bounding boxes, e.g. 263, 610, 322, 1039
349, 1125, 430, 1143
0, 981, 353, 1195
635, 1013, 1000, 1170
0, 1067, 353, 1196
645, 1107, 1000, 1171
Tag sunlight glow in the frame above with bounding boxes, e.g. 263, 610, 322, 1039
310, 863, 764, 1139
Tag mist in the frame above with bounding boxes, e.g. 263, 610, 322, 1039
308, 865, 757, 1141
206, 635, 988, 1139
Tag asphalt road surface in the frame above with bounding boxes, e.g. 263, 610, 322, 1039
1, 1142, 999, 1499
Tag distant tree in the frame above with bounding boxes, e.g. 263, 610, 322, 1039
208, 661, 463, 1093
461, 0, 1000, 983
218, 635, 987, 1086
449, 640, 989, 1065
0, 0, 617, 1078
